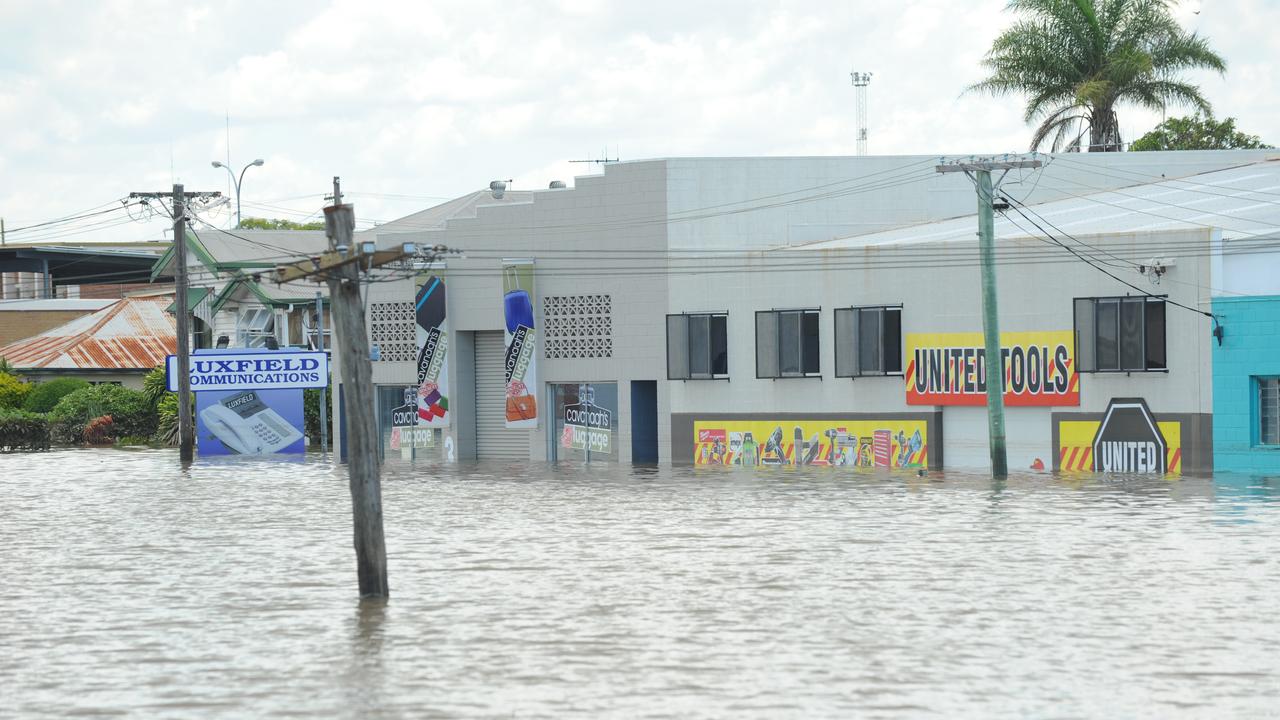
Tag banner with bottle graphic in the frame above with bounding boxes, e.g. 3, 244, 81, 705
693, 419, 928, 468
502, 259, 538, 428
905, 330, 1079, 406
414, 270, 450, 427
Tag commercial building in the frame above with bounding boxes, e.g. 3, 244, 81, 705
333, 150, 1279, 473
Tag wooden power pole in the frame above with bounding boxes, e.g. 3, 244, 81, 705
936, 157, 1041, 479
130, 186, 220, 465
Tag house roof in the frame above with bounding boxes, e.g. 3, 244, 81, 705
797, 157, 1280, 252
0, 294, 176, 371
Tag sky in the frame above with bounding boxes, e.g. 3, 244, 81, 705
1, 0, 1276, 245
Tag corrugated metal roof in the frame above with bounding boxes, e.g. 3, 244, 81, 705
798, 158, 1280, 251
0, 295, 176, 370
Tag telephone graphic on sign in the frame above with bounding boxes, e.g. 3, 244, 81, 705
200, 391, 303, 455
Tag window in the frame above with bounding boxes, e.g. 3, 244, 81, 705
1261, 377, 1280, 446
236, 307, 278, 349
834, 305, 902, 377
756, 309, 820, 378
1074, 296, 1166, 372
667, 313, 728, 379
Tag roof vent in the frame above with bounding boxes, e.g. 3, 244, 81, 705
548, 180, 567, 189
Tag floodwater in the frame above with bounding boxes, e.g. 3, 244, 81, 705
1, 450, 1278, 719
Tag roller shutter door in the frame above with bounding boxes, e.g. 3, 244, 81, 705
474, 330, 528, 459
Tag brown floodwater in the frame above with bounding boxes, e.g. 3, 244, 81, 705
1, 448, 1278, 718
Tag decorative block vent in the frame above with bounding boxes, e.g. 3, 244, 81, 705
369, 301, 416, 362
544, 294, 612, 359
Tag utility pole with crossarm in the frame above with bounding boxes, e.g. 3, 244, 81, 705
935, 157, 1042, 479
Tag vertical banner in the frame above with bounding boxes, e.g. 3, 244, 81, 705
414, 270, 451, 427
502, 260, 538, 428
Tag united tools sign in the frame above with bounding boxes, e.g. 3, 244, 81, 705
1091, 398, 1169, 473
414, 271, 450, 427
502, 260, 538, 428
563, 401, 611, 453
1056, 398, 1182, 474
905, 330, 1079, 406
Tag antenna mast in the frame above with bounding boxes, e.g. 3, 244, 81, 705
851, 71, 872, 156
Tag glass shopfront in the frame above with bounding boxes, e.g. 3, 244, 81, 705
376, 385, 442, 461
549, 382, 618, 463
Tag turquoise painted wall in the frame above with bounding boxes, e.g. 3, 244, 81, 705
1213, 295, 1280, 473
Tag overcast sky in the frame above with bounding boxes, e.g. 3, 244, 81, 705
1, 0, 1275, 245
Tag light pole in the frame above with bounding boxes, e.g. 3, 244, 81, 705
211, 158, 265, 229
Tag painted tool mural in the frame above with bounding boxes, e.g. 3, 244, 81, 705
693, 419, 927, 468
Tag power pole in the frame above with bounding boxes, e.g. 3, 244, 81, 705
130, 186, 221, 465
936, 157, 1042, 479
851, 71, 872, 156
315, 289, 328, 454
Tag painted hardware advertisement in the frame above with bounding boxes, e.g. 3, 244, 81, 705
414, 271, 451, 427
693, 419, 928, 468
905, 330, 1079, 406
1057, 398, 1182, 475
502, 260, 538, 428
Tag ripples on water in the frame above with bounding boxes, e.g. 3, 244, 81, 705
1, 448, 1278, 718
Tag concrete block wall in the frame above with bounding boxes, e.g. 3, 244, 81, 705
1212, 295, 1280, 473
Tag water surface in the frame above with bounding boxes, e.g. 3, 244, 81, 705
2, 449, 1278, 718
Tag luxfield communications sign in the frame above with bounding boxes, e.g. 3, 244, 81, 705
167, 350, 329, 392
905, 330, 1079, 406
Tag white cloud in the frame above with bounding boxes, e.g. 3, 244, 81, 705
0, 0, 1275, 244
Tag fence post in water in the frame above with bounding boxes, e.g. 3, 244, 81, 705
325, 202, 389, 599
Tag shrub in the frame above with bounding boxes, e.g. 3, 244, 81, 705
83, 415, 115, 445
0, 373, 32, 410
0, 407, 50, 452
142, 365, 168, 409
22, 378, 91, 414
153, 392, 181, 446
48, 384, 157, 445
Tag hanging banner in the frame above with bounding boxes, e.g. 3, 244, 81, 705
905, 330, 1079, 406
502, 260, 538, 428
414, 270, 451, 427
693, 419, 928, 468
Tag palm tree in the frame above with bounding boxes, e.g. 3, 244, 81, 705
969, 0, 1226, 152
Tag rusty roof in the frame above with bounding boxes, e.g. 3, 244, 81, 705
0, 295, 176, 371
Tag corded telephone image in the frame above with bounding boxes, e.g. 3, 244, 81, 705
200, 391, 304, 455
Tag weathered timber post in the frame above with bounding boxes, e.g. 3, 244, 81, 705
324, 203, 388, 598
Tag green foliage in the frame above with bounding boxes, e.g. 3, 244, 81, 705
969, 0, 1226, 151
0, 373, 32, 410
48, 384, 157, 445
142, 365, 168, 409
152, 392, 183, 446
0, 407, 50, 452
0, 357, 16, 375
1131, 114, 1273, 151
21, 378, 90, 414
240, 217, 325, 231
304, 384, 332, 446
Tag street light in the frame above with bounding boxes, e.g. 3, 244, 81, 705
211, 158, 265, 229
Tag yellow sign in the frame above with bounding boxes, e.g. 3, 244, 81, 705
1058, 420, 1182, 474
906, 330, 1079, 406
694, 419, 928, 468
